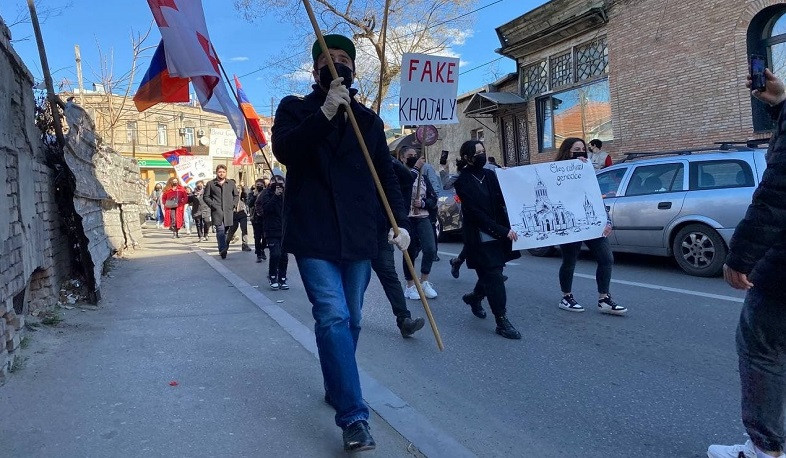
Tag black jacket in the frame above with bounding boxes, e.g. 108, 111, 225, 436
454, 167, 520, 270
189, 191, 211, 219
203, 178, 239, 227
271, 84, 408, 261
261, 186, 284, 238
725, 102, 786, 295
248, 188, 265, 224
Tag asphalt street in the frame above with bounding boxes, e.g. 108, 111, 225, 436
209, 231, 748, 458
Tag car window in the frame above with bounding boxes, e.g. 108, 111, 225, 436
597, 168, 627, 198
625, 163, 684, 196
689, 160, 755, 190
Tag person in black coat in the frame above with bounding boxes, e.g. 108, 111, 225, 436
247, 178, 268, 262
708, 68, 786, 458
271, 34, 410, 452
453, 140, 522, 340
190, 181, 211, 242
203, 164, 239, 259
261, 179, 288, 290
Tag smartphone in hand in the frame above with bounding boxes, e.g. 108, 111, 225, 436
750, 54, 767, 92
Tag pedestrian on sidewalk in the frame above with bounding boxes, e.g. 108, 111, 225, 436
398, 145, 439, 300
248, 178, 268, 262
161, 177, 189, 238
453, 140, 522, 340
420, 158, 442, 262
183, 186, 195, 236
261, 178, 289, 290
226, 182, 252, 252
191, 181, 211, 242
587, 139, 613, 170
271, 33, 410, 453
707, 68, 786, 458
150, 183, 165, 228
553, 138, 627, 316
203, 165, 239, 259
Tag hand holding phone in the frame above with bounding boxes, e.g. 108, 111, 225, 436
750, 54, 767, 92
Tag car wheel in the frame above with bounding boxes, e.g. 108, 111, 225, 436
527, 246, 557, 257
435, 218, 445, 242
672, 224, 727, 277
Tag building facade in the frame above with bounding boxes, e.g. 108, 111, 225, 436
446, 0, 785, 167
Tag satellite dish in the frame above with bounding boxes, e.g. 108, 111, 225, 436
199, 136, 209, 146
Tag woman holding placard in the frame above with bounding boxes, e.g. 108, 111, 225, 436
554, 138, 627, 316
453, 140, 522, 340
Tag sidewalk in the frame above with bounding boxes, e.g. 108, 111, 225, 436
0, 229, 419, 457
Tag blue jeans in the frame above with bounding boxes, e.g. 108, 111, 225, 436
403, 217, 436, 281
296, 257, 371, 428
737, 287, 786, 452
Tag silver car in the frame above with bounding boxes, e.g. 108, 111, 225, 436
531, 146, 768, 277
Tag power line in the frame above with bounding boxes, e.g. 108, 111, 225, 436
460, 56, 505, 75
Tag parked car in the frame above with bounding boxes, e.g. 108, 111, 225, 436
529, 145, 768, 277
436, 186, 462, 241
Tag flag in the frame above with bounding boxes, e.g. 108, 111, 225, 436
232, 138, 253, 166
133, 40, 190, 112
146, 0, 246, 141
162, 147, 191, 166
234, 75, 267, 153
180, 172, 193, 183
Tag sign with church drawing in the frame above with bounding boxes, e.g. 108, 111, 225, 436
496, 160, 606, 250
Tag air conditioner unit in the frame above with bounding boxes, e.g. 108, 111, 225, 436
197, 128, 205, 136
178, 128, 186, 135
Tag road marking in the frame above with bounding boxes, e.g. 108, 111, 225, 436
192, 246, 477, 458
439, 250, 743, 303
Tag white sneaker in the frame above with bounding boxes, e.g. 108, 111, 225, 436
558, 294, 584, 312
421, 281, 438, 299
404, 285, 419, 300
707, 440, 758, 458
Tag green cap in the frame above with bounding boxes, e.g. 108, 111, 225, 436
311, 34, 356, 63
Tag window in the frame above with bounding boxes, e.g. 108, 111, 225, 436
625, 163, 684, 196
597, 168, 627, 198
521, 60, 548, 100
769, 14, 786, 81
575, 37, 609, 81
471, 128, 485, 142
157, 124, 168, 146
537, 79, 613, 151
183, 127, 195, 146
549, 51, 573, 89
689, 160, 754, 190
126, 121, 137, 143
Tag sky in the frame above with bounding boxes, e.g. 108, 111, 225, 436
1, 0, 548, 127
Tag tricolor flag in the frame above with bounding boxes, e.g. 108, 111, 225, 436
234, 75, 267, 153
133, 41, 190, 112
232, 138, 254, 166
162, 147, 191, 166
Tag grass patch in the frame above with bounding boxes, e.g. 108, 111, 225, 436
9, 355, 26, 373
19, 336, 30, 349
40, 310, 63, 326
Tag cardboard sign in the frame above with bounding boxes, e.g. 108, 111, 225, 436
496, 160, 606, 250
399, 53, 460, 125
173, 155, 213, 187
209, 128, 236, 158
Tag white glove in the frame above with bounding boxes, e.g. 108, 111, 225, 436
387, 228, 410, 251
320, 78, 351, 120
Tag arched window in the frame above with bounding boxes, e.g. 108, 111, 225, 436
749, 5, 786, 131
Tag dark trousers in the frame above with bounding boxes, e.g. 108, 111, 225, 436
471, 266, 507, 317
215, 224, 229, 252
559, 236, 614, 294
403, 217, 436, 281
193, 215, 207, 238
227, 215, 249, 246
168, 208, 179, 232
737, 287, 786, 452
267, 237, 288, 280
252, 220, 266, 256
371, 239, 410, 325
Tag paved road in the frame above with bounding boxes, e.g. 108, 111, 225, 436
206, 231, 749, 458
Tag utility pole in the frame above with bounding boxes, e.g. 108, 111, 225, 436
74, 44, 85, 104
27, 0, 65, 148
270, 97, 275, 118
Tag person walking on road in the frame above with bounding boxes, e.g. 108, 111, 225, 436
161, 177, 189, 238
203, 165, 239, 259
707, 68, 786, 458
226, 182, 252, 253
248, 178, 268, 262
150, 183, 165, 228
453, 140, 522, 340
553, 138, 627, 316
271, 34, 410, 452
260, 179, 289, 290
191, 181, 211, 242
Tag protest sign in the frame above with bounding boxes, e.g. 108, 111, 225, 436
399, 53, 460, 125
174, 155, 213, 187
209, 128, 236, 158
496, 160, 606, 250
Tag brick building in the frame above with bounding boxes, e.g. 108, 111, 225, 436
450, 0, 786, 166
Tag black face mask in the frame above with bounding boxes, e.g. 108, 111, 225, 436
471, 153, 487, 168
255, 185, 264, 190
405, 156, 419, 168
572, 152, 588, 159
318, 62, 354, 90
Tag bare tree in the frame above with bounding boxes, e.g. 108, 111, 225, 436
5, 0, 73, 42
234, 0, 476, 110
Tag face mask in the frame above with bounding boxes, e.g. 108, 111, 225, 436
405, 156, 419, 168
255, 185, 264, 190
472, 153, 487, 168
572, 151, 588, 159
319, 62, 353, 90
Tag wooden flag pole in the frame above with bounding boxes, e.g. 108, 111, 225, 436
302, 0, 444, 351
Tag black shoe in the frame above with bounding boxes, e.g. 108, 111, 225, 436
434, 254, 441, 262
343, 421, 376, 452
462, 293, 486, 319
241, 243, 252, 252
278, 278, 289, 290
220, 250, 227, 259
398, 317, 425, 338
256, 256, 263, 263
260, 252, 267, 260
269, 277, 280, 290
495, 316, 522, 340
449, 258, 461, 279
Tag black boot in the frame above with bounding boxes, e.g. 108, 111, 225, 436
449, 258, 462, 279
398, 317, 425, 338
343, 420, 376, 452
241, 243, 252, 252
462, 293, 486, 319
495, 316, 521, 340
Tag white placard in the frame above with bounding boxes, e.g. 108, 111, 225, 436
174, 156, 213, 187
399, 53, 460, 125
496, 160, 606, 250
209, 128, 236, 158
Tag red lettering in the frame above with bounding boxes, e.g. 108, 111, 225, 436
446, 62, 456, 83
436, 62, 446, 82
408, 59, 419, 81
421, 60, 432, 82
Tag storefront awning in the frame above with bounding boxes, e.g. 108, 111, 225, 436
464, 92, 526, 117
